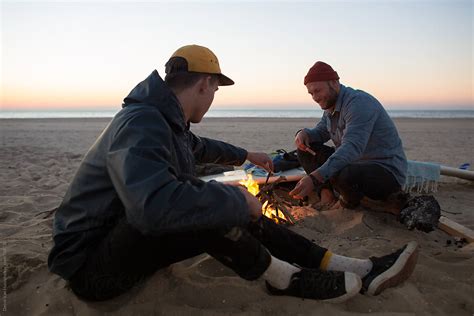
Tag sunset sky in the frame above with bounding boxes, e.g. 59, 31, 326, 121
1, 0, 473, 111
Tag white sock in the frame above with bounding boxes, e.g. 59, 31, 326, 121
325, 253, 373, 278
262, 256, 301, 290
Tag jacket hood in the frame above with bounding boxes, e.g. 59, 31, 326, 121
122, 70, 187, 132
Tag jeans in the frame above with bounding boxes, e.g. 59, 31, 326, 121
298, 142, 400, 208
69, 216, 328, 301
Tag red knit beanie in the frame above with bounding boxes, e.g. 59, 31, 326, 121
304, 61, 339, 85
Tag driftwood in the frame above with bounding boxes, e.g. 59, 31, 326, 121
440, 166, 474, 181
256, 176, 296, 225
438, 216, 474, 243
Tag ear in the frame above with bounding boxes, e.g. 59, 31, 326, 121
197, 76, 211, 93
328, 80, 340, 90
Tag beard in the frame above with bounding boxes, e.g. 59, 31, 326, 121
320, 85, 338, 110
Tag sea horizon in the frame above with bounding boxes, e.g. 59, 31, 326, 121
1, 108, 474, 119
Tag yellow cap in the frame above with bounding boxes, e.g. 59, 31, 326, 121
170, 45, 234, 86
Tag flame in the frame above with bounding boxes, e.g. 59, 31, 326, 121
239, 174, 287, 223
239, 174, 260, 196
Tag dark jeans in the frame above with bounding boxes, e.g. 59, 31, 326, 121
298, 143, 400, 208
69, 216, 327, 301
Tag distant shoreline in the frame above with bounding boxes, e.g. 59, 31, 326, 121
1, 109, 473, 119
1, 117, 474, 122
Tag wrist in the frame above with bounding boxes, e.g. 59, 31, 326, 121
308, 172, 322, 186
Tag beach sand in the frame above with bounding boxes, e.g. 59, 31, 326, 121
1, 117, 473, 315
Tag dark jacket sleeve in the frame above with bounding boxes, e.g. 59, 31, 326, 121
190, 132, 248, 166
106, 110, 250, 235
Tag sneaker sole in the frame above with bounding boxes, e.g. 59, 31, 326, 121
367, 241, 419, 296
324, 272, 362, 304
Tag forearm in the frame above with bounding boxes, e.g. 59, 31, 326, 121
193, 135, 248, 165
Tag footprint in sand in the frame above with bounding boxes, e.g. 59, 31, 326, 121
319, 208, 364, 234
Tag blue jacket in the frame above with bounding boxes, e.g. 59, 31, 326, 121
48, 71, 250, 279
304, 84, 407, 185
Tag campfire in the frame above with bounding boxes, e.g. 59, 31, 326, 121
239, 175, 296, 225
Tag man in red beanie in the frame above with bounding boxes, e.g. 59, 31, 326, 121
290, 61, 407, 212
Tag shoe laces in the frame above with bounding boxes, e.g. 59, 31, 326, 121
371, 246, 406, 271
296, 269, 343, 296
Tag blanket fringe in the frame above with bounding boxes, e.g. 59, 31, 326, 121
403, 177, 438, 194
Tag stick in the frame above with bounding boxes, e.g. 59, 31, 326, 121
303, 146, 316, 156
362, 217, 374, 232
272, 194, 297, 224
278, 204, 296, 225
440, 166, 474, 181
438, 216, 474, 243
264, 171, 272, 185
441, 209, 462, 215
35, 207, 58, 219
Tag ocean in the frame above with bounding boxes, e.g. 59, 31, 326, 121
0, 109, 473, 119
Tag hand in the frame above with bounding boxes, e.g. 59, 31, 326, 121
238, 186, 262, 221
246, 152, 274, 172
294, 130, 311, 153
289, 175, 314, 199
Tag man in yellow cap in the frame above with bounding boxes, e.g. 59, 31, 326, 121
48, 45, 418, 303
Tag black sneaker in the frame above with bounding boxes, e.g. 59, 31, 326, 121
265, 268, 361, 303
362, 241, 419, 296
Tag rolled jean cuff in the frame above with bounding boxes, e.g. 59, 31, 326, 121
235, 245, 272, 281
338, 195, 360, 209
215, 227, 272, 281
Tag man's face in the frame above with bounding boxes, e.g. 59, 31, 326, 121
306, 81, 339, 110
190, 77, 219, 123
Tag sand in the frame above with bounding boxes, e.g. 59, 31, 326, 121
1, 117, 473, 315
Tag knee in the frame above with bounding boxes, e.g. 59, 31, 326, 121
334, 165, 354, 184
296, 148, 312, 161
296, 149, 317, 174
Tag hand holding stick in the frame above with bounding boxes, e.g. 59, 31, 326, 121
302, 145, 316, 156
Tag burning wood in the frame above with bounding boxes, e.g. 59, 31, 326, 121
239, 175, 296, 225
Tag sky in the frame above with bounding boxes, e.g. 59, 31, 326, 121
1, 0, 473, 111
